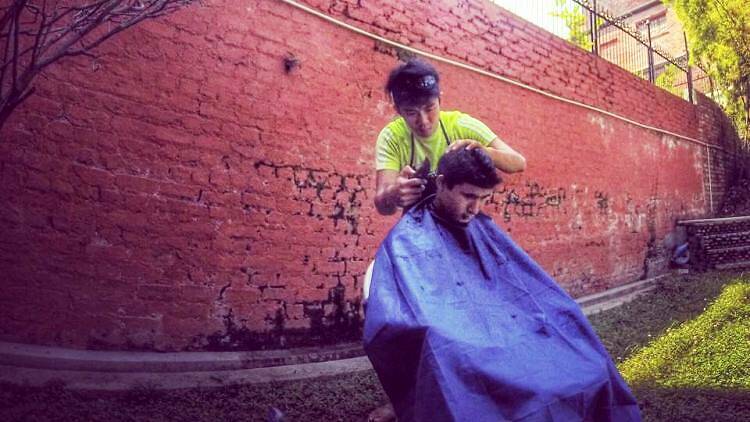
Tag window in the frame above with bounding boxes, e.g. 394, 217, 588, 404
599, 38, 618, 49
636, 13, 667, 40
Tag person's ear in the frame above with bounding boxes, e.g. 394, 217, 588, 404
435, 174, 446, 191
390, 92, 401, 115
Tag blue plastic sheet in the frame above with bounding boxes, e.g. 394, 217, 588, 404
364, 203, 641, 421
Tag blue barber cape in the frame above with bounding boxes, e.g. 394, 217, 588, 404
364, 202, 641, 422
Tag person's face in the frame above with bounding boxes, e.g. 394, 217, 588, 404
434, 178, 494, 225
397, 96, 440, 138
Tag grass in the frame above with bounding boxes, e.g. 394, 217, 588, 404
587, 271, 739, 363
0, 372, 386, 422
589, 271, 750, 421
618, 282, 750, 389
1, 271, 748, 421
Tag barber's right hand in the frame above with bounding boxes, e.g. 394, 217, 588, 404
396, 166, 426, 208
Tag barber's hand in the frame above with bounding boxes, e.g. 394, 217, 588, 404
448, 139, 483, 152
396, 165, 426, 208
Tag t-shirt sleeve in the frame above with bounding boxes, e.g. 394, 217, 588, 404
375, 127, 402, 171
455, 113, 498, 146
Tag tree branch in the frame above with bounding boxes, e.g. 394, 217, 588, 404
0, 0, 195, 135
36, 1, 121, 68
30, 2, 45, 68
11, 1, 21, 99
0, 6, 12, 100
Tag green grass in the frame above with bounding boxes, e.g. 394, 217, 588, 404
618, 281, 750, 389
587, 271, 739, 364
589, 271, 750, 421
1, 271, 748, 421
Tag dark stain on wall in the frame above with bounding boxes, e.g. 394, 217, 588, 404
642, 195, 663, 279
491, 181, 567, 222
595, 191, 609, 214
254, 160, 368, 236
301, 280, 361, 338
203, 281, 362, 351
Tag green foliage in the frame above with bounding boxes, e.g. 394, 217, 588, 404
590, 272, 750, 420
551, 0, 593, 51
589, 271, 734, 363
664, 0, 750, 143
655, 64, 685, 97
619, 280, 750, 389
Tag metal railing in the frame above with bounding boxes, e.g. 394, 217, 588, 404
494, 0, 711, 104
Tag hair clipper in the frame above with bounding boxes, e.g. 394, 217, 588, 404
414, 159, 438, 199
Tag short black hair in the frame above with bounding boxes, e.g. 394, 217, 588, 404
385, 59, 440, 108
437, 147, 501, 190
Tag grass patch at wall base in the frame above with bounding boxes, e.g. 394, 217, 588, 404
619, 280, 750, 390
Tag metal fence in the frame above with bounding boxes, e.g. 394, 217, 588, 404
493, 0, 712, 104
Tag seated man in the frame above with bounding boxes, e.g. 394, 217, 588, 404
364, 148, 641, 421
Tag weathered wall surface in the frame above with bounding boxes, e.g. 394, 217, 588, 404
0, 0, 737, 351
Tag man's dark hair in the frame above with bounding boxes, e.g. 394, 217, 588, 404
437, 148, 501, 190
385, 59, 440, 108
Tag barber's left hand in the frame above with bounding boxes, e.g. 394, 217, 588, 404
448, 139, 483, 152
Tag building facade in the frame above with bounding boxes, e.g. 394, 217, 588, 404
597, 0, 712, 96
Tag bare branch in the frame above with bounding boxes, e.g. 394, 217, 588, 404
11, 2, 21, 98
36, 1, 122, 68
68, 2, 173, 56
0, 6, 12, 100
30, 2, 45, 67
0, 84, 34, 130
0, 0, 196, 134
0, 1, 23, 29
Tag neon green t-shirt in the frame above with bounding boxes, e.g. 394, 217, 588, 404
375, 111, 498, 172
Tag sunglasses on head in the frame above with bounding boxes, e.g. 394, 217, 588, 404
411, 75, 437, 89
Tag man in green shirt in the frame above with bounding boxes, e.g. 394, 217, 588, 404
374, 59, 526, 215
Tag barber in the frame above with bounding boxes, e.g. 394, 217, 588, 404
374, 58, 526, 215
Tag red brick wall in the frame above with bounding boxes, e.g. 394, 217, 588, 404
0, 0, 738, 351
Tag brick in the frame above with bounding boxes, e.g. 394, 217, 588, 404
115, 174, 161, 194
